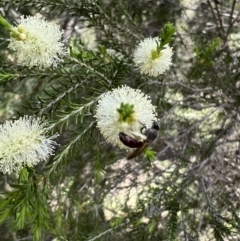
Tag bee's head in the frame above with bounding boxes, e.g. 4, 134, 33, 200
152, 120, 159, 131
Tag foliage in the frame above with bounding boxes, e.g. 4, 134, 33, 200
0, 0, 240, 240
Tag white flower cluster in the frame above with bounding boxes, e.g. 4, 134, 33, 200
8, 16, 67, 69
0, 116, 58, 174
133, 37, 173, 77
95, 86, 157, 148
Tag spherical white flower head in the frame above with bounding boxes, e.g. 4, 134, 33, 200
8, 16, 67, 69
0, 116, 59, 174
133, 37, 173, 77
95, 86, 157, 148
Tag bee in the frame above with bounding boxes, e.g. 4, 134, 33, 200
118, 120, 159, 160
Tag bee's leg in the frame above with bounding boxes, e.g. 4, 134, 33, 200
138, 120, 147, 134
130, 131, 146, 141
140, 125, 147, 134
128, 121, 147, 141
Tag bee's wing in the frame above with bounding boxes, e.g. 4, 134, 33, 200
127, 142, 150, 160
126, 128, 158, 160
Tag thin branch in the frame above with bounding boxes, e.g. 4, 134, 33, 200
206, 0, 224, 38
87, 223, 125, 241
214, 0, 225, 36
224, 0, 240, 44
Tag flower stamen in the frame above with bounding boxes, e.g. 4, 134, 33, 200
8, 16, 67, 68
0, 116, 59, 174
133, 37, 173, 77
95, 86, 157, 148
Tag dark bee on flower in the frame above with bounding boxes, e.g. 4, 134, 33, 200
118, 120, 159, 160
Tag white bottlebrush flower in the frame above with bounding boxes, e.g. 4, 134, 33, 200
95, 86, 157, 148
0, 116, 59, 174
8, 16, 67, 69
133, 37, 173, 77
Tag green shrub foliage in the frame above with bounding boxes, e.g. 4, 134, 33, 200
0, 0, 240, 240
